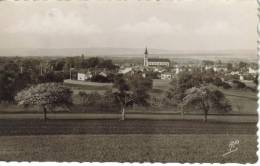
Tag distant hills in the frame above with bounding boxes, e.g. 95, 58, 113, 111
0, 47, 257, 62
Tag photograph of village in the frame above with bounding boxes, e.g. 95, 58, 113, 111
0, 0, 258, 163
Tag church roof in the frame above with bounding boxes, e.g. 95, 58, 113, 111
148, 58, 170, 62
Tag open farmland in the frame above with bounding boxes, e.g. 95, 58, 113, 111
0, 134, 257, 163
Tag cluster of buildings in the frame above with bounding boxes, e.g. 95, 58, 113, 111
76, 47, 258, 82
77, 69, 110, 81
203, 63, 257, 81
76, 47, 174, 81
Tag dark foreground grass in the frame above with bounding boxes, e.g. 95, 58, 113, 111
0, 134, 257, 163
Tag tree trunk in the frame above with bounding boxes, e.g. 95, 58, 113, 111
180, 105, 184, 120
121, 106, 125, 121
81, 98, 84, 105
204, 109, 208, 122
43, 107, 47, 121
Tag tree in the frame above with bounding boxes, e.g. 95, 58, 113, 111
145, 71, 160, 79
112, 75, 132, 120
216, 60, 222, 65
128, 74, 153, 106
182, 85, 231, 122
97, 59, 117, 70
213, 77, 223, 87
0, 71, 18, 102
112, 74, 153, 120
227, 63, 233, 71
222, 82, 232, 89
0, 71, 30, 102
90, 74, 110, 83
3, 61, 20, 73
164, 71, 203, 108
232, 80, 246, 89
86, 57, 100, 68
38, 71, 65, 83
239, 61, 247, 69
253, 74, 258, 85
165, 71, 232, 120
53, 60, 65, 71
202, 60, 214, 66
15, 83, 73, 120
177, 71, 203, 91
78, 91, 88, 105
164, 86, 184, 107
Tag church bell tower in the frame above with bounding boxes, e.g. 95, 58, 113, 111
144, 47, 148, 66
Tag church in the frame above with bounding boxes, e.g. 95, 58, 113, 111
143, 48, 170, 67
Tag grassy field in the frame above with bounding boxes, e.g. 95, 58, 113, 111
0, 119, 256, 135
224, 95, 257, 114
0, 134, 257, 163
152, 79, 257, 114
153, 79, 171, 91
0, 79, 257, 115
213, 88, 257, 114
64, 83, 111, 91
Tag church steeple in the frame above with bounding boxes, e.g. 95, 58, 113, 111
144, 47, 148, 67
144, 47, 148, 56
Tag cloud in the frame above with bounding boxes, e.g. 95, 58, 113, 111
118, 17, 181, 35
5, 8, 101, 35
195, 21, 240, 35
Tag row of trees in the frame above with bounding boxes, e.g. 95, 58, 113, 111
0, 56, 118, 73
0, 71, 30, 102
78, 70, 232, 122
59, 56, 118, 71
14, 69, 233, 122
2, 56, 235, 122
0, 62, 66, 102
15, 73, 153, 121
0, 56, 119, 103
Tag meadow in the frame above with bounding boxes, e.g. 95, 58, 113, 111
0, 134, 257, 163
0, 79, 257, 115
0, 80, 257, 163
64, 79, 112, 92
152, 79, 257, 114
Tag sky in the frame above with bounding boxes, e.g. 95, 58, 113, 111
0, 0, 257, 51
